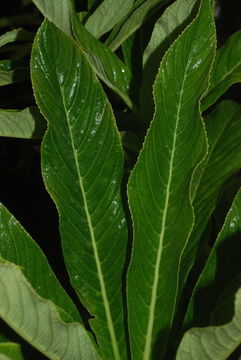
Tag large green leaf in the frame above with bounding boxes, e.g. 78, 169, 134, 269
0, 107, 46, 139
0, 343, 24, 360
140, 0, 199, 131
107, 0, 169, 51
127, 0, 216, 358
0, 60, 29, 86
202, 29, 241, 111
0, 261, 99, 360
0, 203, 80, 322
178, 100, 241, 305
177, 288, 241, 359
31, 20, 128, 360
184, 187, 241, 328
71, 9, 134, 110
32, 0, 71, 35
85, 0, 134, 39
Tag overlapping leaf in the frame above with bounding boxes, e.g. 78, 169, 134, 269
184, 187, 241, 329
72, 10, 134, 110
0, 203, 80, 322
0, 28, 33, 48
179, 101, 241, 301
0, 261, 99, 360
0, 60, 29, 86
140, 0, 199, 131
127, 0, 216, 358
85, 0, 134, 39
202, 29, 241, 111
32, 0, 71, 35
31, 20, 128, 360
0, 343, 24, 360
0, 107, 46, 138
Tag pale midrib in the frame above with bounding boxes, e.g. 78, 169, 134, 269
143, 69, 188, 360
57, 72, 121, 360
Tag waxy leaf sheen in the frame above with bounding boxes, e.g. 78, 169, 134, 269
31, 20, 128, 360
127, 0, 216, 358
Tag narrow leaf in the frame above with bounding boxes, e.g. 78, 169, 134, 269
72, 10, 134, 110
127, 0, 216, 358
177, 287, 241, 360
184, 187, 241, 328
108, 0, 169, 51
31, 20, 128, 360
179, 100, 241, 299
140, 0, 199, 131
85, 0, 134, 39
0, 261, 99, 360
0, 107, 46, 139
202, 29, 241, 111
0, 343, 24, 360
0, 203, 80, 322
0, 29, 33, 48
0, 60, 29, 86
32, 0, 72, 35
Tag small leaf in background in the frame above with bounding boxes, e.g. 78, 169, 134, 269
0, 107, 46, 139
184, 187, 241, 329
139, 0, 199, 131
31, 20, 128, 360
72, 9, 134, 110
31, 0, 71, 35
177, 287, 241, 360
0, 60, 29, 86
0, 29, 34, 48
178, 100, 241, 312
202, 29, 241, 111
0, 261, 99, 360
0, 343, 24, 360
127, 0, 216, 358
107, 0, 169, 51
85, 0, 134, 39
0, 203, 80, 322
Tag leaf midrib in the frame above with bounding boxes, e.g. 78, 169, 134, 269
55, 66, 121, 360
143, 64, 189, 360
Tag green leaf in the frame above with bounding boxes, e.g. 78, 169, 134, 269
85, 0, 134, 39
177, 287, 241, 359
0, 261, 99, 360
127, 0, 216, 358
184, 187, 241, 329
0, 343, 24, 360
0, 203, 80, 322
0, 107, 46, 139
31, 20, 128, 360
179, 100, 241, 303
0, 60, 29, 86
107, 0, 169, 51
32, 0, 72, 35
0, 29, 33, 48
202, 29, 241, 111
71, 10, 134, 110
140, 0, 199, 131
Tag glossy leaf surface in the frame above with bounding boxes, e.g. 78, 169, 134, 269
31, 20, 128, 360
72, 10, 134, 109
202, 29, 241, 111
127, 0, 216, 358
184, 187, 241, 328
177, 287, 241, 359
0, 107, 46, 138
0, 261, 99, 360
85, 0, 134, 39
140, 0, 199, 130
32, 0, 71, 35
179, 101, 241, 299
0, 203, 80, 322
